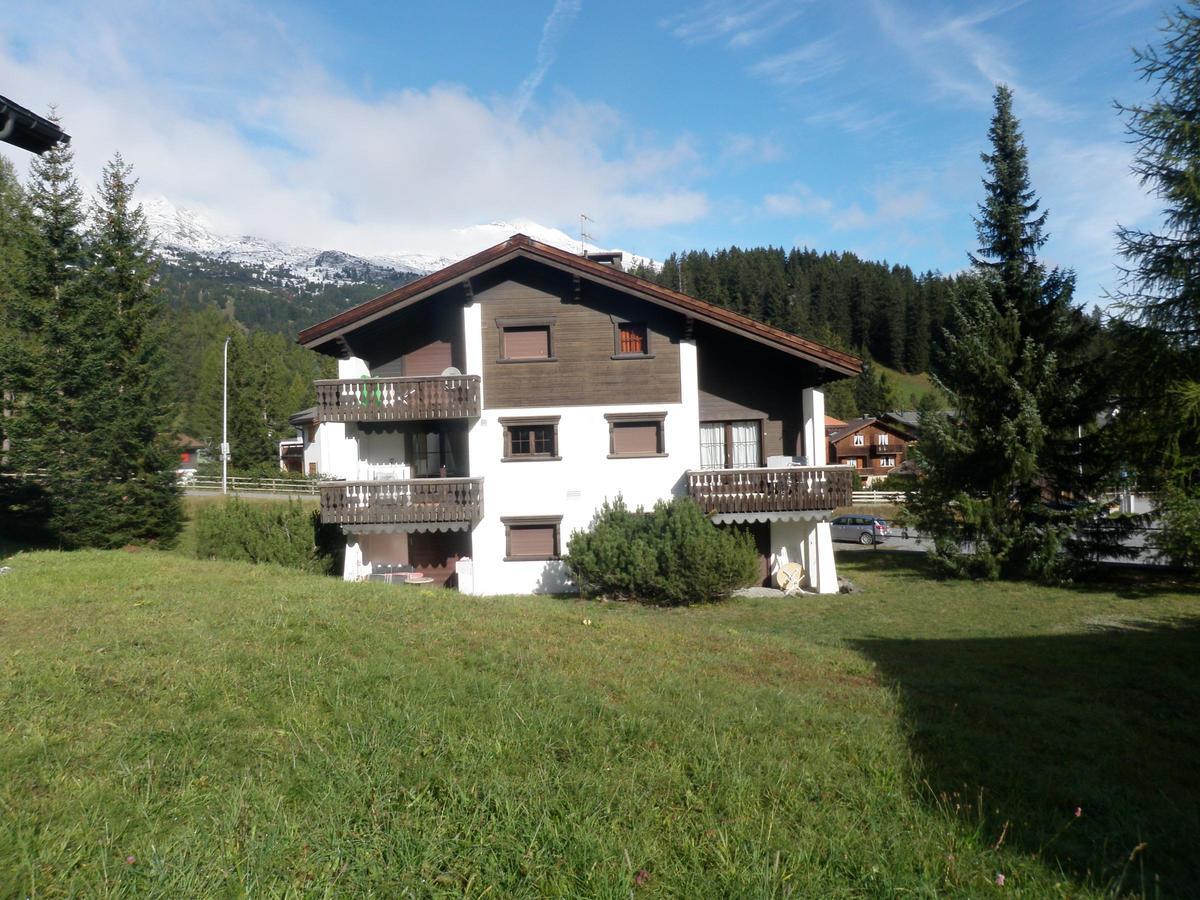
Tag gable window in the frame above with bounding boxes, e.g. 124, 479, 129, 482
853, 433, 865, 446
700, 420, 762, 469
878, 433, 890, 446
497, 317, 555, 361
613, 321, 650, 358
606, 412, 667, 458
503, 516, 562, 560
501, 416, 561, 461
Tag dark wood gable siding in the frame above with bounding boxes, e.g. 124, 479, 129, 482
696, 323, 827, 461
350, 295, 466, 377
477, 259, 683, 409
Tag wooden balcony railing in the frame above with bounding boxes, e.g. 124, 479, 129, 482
687, 466, 852, 517
319, 478, 483, 528
315, 375, 481, 423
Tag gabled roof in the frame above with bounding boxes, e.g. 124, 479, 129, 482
0, 96, 70, 155
297, 234, 862, 377
827, 416, 916, 443
824, 415, 847, 428
289, 406, 318, 426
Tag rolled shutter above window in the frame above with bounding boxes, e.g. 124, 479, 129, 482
502, 325, 551, 359
612, 422, 659, 455
502, 516, 562, 560
606, 412, 666, 457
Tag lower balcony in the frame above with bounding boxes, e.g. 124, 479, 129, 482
687, 466, 852, 522
319, 478, 483, 530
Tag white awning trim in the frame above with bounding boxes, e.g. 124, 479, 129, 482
341, 522, 471, 535
709, 511, 827, 526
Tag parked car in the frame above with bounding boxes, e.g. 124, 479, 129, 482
831, 515, 891, 545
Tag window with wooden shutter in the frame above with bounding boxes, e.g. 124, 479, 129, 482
614, 321, 649, 356
606, 412, 667, 458
497, 318, 555, 361
502, 516, 562, 560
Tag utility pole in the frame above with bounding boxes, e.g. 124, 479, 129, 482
222, 336, 231, 494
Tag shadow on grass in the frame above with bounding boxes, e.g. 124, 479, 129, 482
854, 618, 1200, 895
838, 547, 1200, 601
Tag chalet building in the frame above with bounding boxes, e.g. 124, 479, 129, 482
279, 407, 319, 475
297, 235, 861, 594
827, 416, 915, 480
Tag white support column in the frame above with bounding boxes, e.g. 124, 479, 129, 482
804, 520, 839, 594
802, 385, 827, 466
343, 535, 363, 582
338, 356, 369, 379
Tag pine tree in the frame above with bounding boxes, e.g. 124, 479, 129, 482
83, 154, 182, 546
0, 157, 49, 539
3, 113, 98, 544
911, 85, 1125, 581
1112, 7, 1200, 568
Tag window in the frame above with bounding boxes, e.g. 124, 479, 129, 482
699, 420, 762, 469
503, 516, 562, 560
878, 433, 890, 446
606, 412, 667, 457
501, 416, 560, 461
307, 462, 317, 476
497, 317, 555, 361
853, 433, 865, 446
880, 456, 896, 468
613, 321, 650, 357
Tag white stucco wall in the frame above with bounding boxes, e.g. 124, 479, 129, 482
464, 393, 701, 595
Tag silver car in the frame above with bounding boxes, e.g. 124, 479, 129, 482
831, 515, 890, 545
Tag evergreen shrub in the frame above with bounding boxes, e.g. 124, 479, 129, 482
564, 497, 758, 605
194, 499, 340, 574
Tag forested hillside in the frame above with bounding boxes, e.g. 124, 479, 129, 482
156, 256, 415, 463
640, 247, 957, 376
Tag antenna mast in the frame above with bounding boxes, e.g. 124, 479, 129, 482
579, 213, 593, 256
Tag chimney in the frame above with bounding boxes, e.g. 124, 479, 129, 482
584, 250, 624, 271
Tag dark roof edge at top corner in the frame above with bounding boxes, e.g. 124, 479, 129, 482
0, 96, 71, 155
297, 233, 863, 377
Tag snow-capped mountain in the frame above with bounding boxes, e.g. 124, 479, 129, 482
141, 196, 653, 285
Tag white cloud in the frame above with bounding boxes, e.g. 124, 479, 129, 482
661, 1, 803, 49
762, 181, 937, 233
1032, 136, 1161, 299
748, 37, 847, 88
0, 0, 708, 259
513, 0, 583, 120
869, 0, 1067, 120
721, 133, 785, 163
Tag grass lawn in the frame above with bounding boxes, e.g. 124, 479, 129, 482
876, 363, 943, 409
1, 550, 1196, 896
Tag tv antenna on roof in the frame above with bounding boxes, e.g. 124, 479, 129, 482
579, 213, 593, 256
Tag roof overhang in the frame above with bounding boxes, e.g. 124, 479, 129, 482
0, 96, 70, 155
298, 234, 862, 378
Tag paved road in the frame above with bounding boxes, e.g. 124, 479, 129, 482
834, 529, 1164, 565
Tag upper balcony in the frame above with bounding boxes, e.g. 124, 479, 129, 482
687, 465, 853, 522
319, 477, 483, 530
315, 375, 481, 423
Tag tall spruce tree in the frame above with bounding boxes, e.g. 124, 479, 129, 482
1113, 7, 1200, 568
3, 113, 98, 544
911, 85, 1124, 580
83, 154, 182, 546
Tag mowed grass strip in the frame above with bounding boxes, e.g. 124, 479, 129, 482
0, 550, 1196, 897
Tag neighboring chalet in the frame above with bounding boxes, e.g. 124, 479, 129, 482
279, 407, 318, 474
827, 416, 915, 481
296, 234, 862, 594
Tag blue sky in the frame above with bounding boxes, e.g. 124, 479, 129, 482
0, 0, 1171, 305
